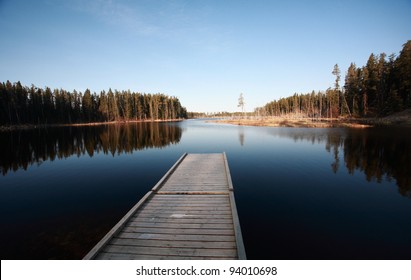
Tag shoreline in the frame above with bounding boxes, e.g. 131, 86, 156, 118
0, 119, 184, 132
208, 111, 411, 128
209, 118, 372, 128
2, 109, 411, 130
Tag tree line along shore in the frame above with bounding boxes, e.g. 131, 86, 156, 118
252, 41, 411, 123
0, 82, 187, 129
208, 40, 411, 128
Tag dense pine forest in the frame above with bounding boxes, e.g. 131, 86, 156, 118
0, 83, 187, 126
256, 41, 411, 118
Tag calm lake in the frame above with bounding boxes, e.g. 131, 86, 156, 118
1, 120, 410, 259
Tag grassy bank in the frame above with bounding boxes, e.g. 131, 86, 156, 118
210, 110, 411, 128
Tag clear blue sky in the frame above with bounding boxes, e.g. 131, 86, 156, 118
1, 0, 410, 113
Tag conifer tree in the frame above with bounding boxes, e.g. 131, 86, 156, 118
396, 40, 411, 107
82, 89, 93, 122
238, 93, 245, 115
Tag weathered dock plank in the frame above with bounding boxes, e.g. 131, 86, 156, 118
83, 153, 246, 260
110, 239, 237, 249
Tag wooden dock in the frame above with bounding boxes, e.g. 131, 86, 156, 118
84, 153, 246, 260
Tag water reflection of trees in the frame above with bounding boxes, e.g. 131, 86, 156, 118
238, 126, 245, 146
342, 129, 411, 197
272, 128, 411, 198
0, 123, 182, 175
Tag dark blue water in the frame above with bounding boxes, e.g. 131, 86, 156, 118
1, 120, 410, 259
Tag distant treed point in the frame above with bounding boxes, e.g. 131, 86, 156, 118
0, 83, 187, 126
256, 40, 411, 118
